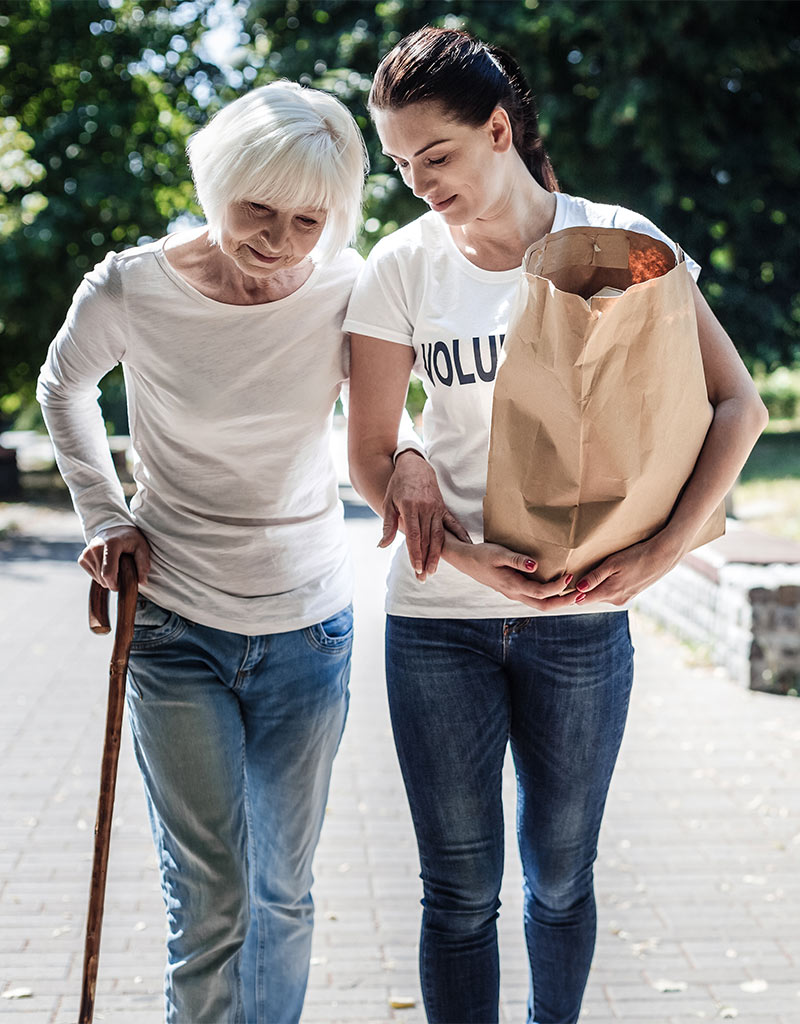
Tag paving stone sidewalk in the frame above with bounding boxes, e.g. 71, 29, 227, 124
1, 504, 799, 1024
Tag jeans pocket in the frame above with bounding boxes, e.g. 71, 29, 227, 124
304, 604, 354, 655
130, 596, 188, 650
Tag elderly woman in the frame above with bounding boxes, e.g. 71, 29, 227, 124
38, 82, 370, 1024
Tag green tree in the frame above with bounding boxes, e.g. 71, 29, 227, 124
0, 0, 223, 424
235, 0, 800, 368
1, 0, 798, 431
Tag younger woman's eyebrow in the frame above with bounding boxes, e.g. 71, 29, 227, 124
383, 138, 452, 160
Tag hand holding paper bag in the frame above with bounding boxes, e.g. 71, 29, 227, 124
483, 226, 725, 586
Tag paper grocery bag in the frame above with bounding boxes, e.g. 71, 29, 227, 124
483, 225, 725, 584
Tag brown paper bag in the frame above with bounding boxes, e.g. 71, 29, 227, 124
483, 225, 725, 584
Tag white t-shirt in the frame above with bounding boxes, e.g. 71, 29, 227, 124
38, 232, 362, 635
343, 192, 701, 619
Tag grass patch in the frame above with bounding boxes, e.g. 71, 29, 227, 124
733, 429, 800, 541
739, 430, 800, 483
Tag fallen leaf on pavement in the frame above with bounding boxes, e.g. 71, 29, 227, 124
389, 996, 416, 1009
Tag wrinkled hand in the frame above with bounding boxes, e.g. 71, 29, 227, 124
449, 540, 572, 608
380, 451, 471, 579
540, 533, 684, 611
78, 524, 151, 591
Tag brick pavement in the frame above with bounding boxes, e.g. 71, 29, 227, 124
1, 504, 799, 1023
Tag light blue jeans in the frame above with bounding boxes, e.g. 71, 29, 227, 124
126, 596, 352, 1024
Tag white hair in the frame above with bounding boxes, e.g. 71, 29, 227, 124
187, 81, 368, 263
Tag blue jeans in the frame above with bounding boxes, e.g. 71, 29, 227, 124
385, 612, 634, 1024
126, 596, 352, 1024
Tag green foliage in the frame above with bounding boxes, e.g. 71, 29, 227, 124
740, 430, 800, 484
735, 430, 800, 544
0, 114, 47, 236
753, 365, 800, 422
525, 0, 800, 372
235, 0, 800, 369
0, 0, 225, 418
405, 377, 426, 421
1, 0, 798, 431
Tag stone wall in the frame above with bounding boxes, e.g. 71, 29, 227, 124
634, 530, 800, 695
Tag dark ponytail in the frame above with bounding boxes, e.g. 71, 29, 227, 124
369, 26, 558, 193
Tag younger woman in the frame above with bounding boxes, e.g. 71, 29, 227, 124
345, 27, 767, 1024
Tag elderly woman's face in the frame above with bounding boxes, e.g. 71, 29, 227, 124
219, 199, 327, 277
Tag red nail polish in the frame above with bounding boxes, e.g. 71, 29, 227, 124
575, 593, 586, 604
524, 559, 536, 571
576, 579, 589, 591
565, 574, 573, 587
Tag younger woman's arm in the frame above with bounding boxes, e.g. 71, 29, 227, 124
550, 279, 768, 609
347, 334, 463, 578
348, 333, 570, 603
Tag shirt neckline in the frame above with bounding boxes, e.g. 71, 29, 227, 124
433, 192, 567, 283
154, 228, 322, 312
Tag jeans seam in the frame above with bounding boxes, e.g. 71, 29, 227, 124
240, 715, 254, 1024
126, 669, 144, 701
234, 636, 251, 690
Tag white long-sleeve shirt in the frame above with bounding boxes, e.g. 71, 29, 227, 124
38, 232, 363, 635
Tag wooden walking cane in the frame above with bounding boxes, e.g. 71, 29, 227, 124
78, 554, 138, 1024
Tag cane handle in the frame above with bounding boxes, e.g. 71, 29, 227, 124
89, 581, 110, 635
88, 554, 139, 635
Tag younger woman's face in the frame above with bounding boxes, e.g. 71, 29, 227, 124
372, 100, 512, 226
